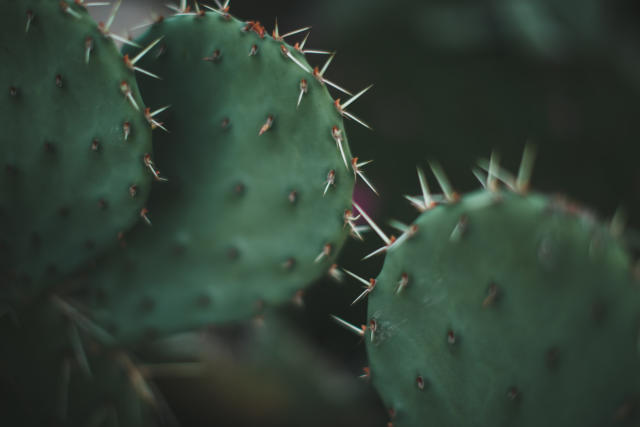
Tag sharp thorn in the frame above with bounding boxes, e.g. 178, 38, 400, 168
342, 268, 371, 287
320, 52, 335, 76
284, 48, 311, 73
134, 66, 162, 80
472, 167, 487, 189
487, 150, 500, 192
131, 37, 164, 65
302, 49, 332, 55
352, 201, 390, 245
362, 244, 388, 260
516, 143, 537, 194
299, 32, 310, 50
150, 105, 171, 117
404, 194, 427, 212
429, 161, 456, 203
478, 155, 516, 191
417, 167, 433, 209
342, 110, 372, 130
323, 78, 353, 96
281, 26, 311, 40
610, 207, 627, 237
105, 0, 122, 31
341, 84, 373, 110
388, 219, 409, 233
330, 315, 365, 337
110, 33, 141, 48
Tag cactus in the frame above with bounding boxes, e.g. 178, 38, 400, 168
2, 2, 639, 426
143, 311, 384, 427
363, 168, 640, 426
70, 6, 364, 344
0, 0, 155, 304
0, 299, 163, 427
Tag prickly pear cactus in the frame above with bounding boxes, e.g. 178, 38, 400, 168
366, 189, 640, 427
0, 0, 154, 303
0, 299, 163, 427
73, 7, 357, 343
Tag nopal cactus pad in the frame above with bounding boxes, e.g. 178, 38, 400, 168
366, 190, 640, 427
0, 0, 153, 302
74, 10, 356, 343
0, 299, 162, 427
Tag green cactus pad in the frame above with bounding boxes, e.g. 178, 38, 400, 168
366, 190, 640, 427
73, 11, 355, 343
0, 299, 162, 427
0, 0, 153, 303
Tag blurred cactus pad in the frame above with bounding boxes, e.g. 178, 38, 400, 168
142, 312, 384, 427
0, 0, 153, 304
0, 299, 163, 427
366, 188, 640, 427
69, 8, 356, 344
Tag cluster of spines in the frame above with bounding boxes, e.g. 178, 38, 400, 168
328, 142, 612, 315
149, 0, 377, 194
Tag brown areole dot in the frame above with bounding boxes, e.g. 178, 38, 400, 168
288, 190, 298, 204
507, 386, 521, 402
43, 142, 56, 154
482, 282, 500, 307
227, 247, 240, 261
196, 294, 211, 308
233, 182, 246, 196
416, 375, 425, 390
447, 330, 456, 345
283, 257, 296, 271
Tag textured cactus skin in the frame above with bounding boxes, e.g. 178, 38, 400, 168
0, 300, 159, 427
73, 11, 355, 343
366, 190, 640, 427
0, 0, 153, 303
